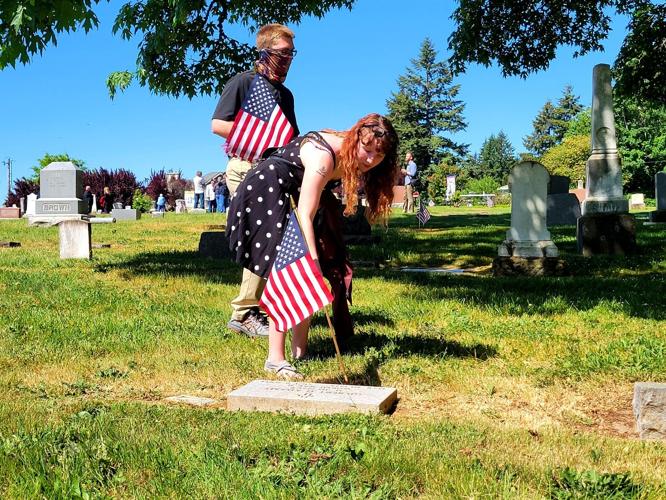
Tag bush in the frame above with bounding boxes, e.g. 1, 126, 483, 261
82, 168, 143, 207
145, 170, 168, 202
131, 189, 153, 213
464, 176, 499, 195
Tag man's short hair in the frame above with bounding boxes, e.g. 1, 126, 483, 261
256, 24, 294, 50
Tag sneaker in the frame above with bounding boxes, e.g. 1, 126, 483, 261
264, 359, 303, 380
227, 310, 269, 338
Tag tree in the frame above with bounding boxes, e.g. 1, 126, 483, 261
447, 1, 666, 105
541, 135, 590, 184
477, 131, 516, 183
1, 0, 354, 98
523, 101, 558, 157
5, 177, 39, 207
386, 38, 468, 192
524, 86, 582, 156
614, 96, 666, 193
30, 153, 85, 182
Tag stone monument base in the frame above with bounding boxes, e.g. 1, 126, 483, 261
0, 241, 21, 247
581, 198, 629, 215
111, 208, 141, 221
228, 379, 397, 416
0, 207, 21, 219
199, 231, 232, 259
576, 213, 636, 256
649, 210, 666, 223
497, 240, 558, 258
633, 382, 666, 440
492, 257, 568, 277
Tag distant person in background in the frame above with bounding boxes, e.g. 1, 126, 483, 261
215, 174, 228, 213
83, 185, 93, 214
205, 180, 216, 212
156, 193, 166, 212
401, 152, 417, 213
100, 186, 114, 214
193, 171, 205, 209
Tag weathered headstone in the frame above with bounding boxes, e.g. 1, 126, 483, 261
0, 241, 21, 247
35, 162, 88, 215
548, 175, 570, 195
175, 199, 187, 213
577, 64, 636, 255
26, 193, 37, 217
547, 194, 581, 225
629, 193, 645, 210
111, 208, 141, 221
199, 231, 232, 259
495, 162, 564, 276
0, 207, 20, 219
19, 197, 26, 215
91, 193, 98, 213
58, 220, 92, 259
649, 172, 666, 222
498, 162, 558, 258
228, 380, 397, 415
633, 382, 666, 440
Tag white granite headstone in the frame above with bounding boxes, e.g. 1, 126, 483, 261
26, 193, 37, 217
498, 162, 558, 257
228, 380, 397, 415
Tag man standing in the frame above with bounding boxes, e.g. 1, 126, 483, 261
211, 24, 299, 337
401, 152, 417, 213
193, 171, 205, 209
83, 185, 93, 214
215, 174, 228, 213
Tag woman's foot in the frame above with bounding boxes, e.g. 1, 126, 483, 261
264, 360, 303, 380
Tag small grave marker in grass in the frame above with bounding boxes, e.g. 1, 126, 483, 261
227, 379, 397, 416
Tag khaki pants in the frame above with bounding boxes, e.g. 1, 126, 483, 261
403, 184, 414, 212
226, 157, 267, 321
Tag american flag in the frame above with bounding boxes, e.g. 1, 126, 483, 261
260, 213, 333, 333
417, 199, 431, 225
225, 74, 294, 161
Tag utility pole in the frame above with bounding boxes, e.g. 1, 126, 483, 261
2, 158, 11, 202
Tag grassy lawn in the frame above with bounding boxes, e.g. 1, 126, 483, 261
1, 207, 665, 498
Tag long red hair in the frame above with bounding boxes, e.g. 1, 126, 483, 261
335, 114, 399, 222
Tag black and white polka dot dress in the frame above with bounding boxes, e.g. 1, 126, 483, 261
226, 132, 335, 278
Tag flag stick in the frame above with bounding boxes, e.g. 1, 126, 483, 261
289, 197, 349, 384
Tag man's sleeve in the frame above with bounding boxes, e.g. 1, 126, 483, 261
409, 162, 417, 176
212, 74, 247, 121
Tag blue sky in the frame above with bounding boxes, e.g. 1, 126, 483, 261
0, 0, 628, 194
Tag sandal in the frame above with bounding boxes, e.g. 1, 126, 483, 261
264, 360, 304, 380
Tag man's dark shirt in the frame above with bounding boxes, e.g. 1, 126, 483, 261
212, 70, 299, 136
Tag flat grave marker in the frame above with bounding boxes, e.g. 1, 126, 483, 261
228, 380, 397, 416
164, 395, 218, 407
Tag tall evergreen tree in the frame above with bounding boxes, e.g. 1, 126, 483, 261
386, 38, 468, 190
523, 86, 582, 157
478, 131, 517, 183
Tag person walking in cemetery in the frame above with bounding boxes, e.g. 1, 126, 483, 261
193, 171, 205, 209
212, 23, 300, 338
226, 113, 399, 379
215, 174, 228, 213
205, 179, 216, 212
100, 186, 113, 214
83, 185, 93, 214
401, 151, 417, 213
156, 193, 166, 212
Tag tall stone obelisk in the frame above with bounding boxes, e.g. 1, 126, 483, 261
577, 64, 636, 255
582, 64, 628, 215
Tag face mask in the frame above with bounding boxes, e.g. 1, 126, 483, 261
255, 49, 293, 83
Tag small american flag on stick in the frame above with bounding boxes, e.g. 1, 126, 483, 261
260, 213, 333, 333
225, 74, 294, 161
417, 198, 431, 225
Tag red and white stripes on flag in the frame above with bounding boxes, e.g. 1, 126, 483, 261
260, 213, 333, 333
225, 74, 294, 162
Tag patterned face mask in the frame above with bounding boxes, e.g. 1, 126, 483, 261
255, 49, 294, 83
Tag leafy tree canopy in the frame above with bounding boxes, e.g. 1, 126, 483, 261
478, 131, 516, 183
541, 135, 590, 184
1, 0, 354, 98
31, 153, 85, 181
448, 0, 666, 105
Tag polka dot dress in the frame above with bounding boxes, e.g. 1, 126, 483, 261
226, 132, 335, 278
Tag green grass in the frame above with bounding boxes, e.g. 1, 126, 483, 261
1, 208, 665, 498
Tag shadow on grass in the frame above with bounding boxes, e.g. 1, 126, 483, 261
94, 250, 242, 284
310, 331, 496, 387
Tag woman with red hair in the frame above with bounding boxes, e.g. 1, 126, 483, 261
226, 113, 399, 378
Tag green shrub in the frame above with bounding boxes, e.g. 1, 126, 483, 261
464, 176, 499, 195
549, 468, 642, 499
131, 189, 153, 213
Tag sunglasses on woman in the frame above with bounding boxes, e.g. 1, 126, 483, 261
359, 124, 388, 138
